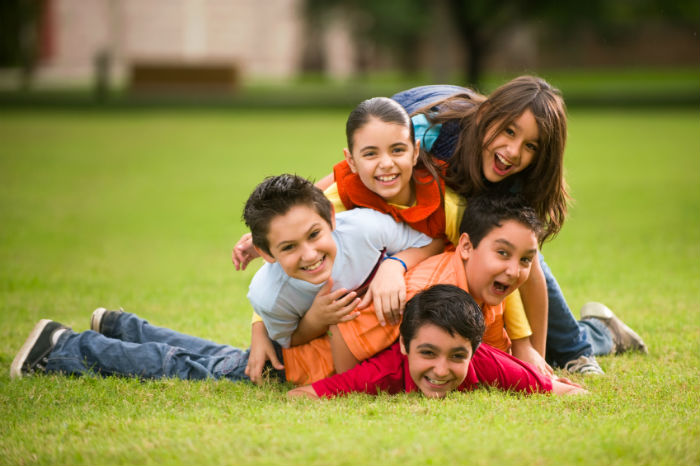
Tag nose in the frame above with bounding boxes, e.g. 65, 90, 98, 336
377, 151, 393, 169
504, 259, 520, 279
300, 242, 316, 262
433, 357, 450, 377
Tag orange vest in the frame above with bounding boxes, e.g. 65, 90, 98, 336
333, 159, 447, 239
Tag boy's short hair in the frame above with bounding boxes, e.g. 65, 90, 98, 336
243, 174, 333, 255
459, 193, 543, 248
399, 284, 485, 353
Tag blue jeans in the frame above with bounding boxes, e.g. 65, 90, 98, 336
46, 312, 255, 381
541, 256, 613, 367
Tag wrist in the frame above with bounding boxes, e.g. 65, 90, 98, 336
383, 255, 408, 273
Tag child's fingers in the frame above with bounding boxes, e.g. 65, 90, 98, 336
357, 290, 373, 309
338, 310, 360, 323
373, 296, 387, 327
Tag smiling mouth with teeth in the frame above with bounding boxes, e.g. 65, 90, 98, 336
426, 376, 450, 385
376, 174, 399, 182
495, 153, 513, 171
301, 256, 325, 272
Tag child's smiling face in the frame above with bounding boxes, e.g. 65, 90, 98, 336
400, 323, 474, 398
257, 205, 337, 285
344, 117, 420, 207
458, 219, 538, 307
481, 109, 540, 183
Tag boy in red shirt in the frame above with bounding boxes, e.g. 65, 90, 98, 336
289, 284, 584, 398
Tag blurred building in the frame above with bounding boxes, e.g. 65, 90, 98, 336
12, 0, 700, 89
35, 0, 308, 86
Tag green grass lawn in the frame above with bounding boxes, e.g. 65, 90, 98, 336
0, 106, 698, 465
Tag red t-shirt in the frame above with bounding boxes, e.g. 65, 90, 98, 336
311, 342, 552, 398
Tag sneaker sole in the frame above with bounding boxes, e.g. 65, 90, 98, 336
90, 307, 108, 333
10, 319, 53, 379
580, 302, 614, 320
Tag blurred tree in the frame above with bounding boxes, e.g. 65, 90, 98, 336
304, 0, 699, 88
0, 0, 47, 90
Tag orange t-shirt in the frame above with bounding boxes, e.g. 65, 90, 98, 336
282, 250, 509, 385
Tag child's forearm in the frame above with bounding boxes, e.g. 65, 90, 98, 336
315, 173, 335, 191
519, 259, 548, 356
328, 324, 359, 373
290, 312, 328, 346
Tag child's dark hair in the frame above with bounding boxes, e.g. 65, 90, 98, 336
459, 193, 543, 248
346, 96, 441, 188
243, 174, 333, 255
400, 284, 484, 353
419, 76, 568, 243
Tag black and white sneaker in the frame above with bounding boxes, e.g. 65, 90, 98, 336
90, 307, 123, 335
10, 320, 70, 379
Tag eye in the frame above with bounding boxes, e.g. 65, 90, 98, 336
280, 244, 294, 252
504, 127, 515, 136
520, 256, 534, 266
392, 146, 407, 154
496, 249, 509, 258
362, 150, 377, 158
309, 229, 320, 240
525, 142, 538, 152
419, 350, 436, 358
450, 353, 469, 362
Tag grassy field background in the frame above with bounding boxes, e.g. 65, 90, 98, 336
0, 104, 698, 465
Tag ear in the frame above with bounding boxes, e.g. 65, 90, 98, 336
399, 335, 408, 355
343, 148, 357, 173
254, 245, 277, 264
411, 139, 421, 167
457, 232, 473, 261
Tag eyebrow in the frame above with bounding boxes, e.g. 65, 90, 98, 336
416, 343, 470, 353
359, 141, 409, 152
274, 222, 320, 249
494, 238, 538, 255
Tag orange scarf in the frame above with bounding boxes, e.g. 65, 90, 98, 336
333, 159, 446, 239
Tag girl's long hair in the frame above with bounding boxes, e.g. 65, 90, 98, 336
416, 76, 569, 243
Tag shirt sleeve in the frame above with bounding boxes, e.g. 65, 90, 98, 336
361, 209, 432, 255
311, 345, 405, 398
503, 290, 532, 340
443, 186, 467, 246
247, 264, 313, 348
470, 343, 552, 394
323, 182, 347, 213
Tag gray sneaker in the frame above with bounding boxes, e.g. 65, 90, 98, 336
10, 319, 70, 379
580, 302, 648, 355
90, 307, 123, 335
563, 355, 605, 375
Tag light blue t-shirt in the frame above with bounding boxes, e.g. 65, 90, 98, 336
247, 208, 432, 348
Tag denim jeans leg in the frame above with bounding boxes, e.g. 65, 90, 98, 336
540, 255, 594, 367
578, 318, 614, 356
103, 311, 236, 357
45, 328, 251, 381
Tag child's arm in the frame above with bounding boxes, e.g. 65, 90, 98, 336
315, 173, 335, 191
510, 337, 553, 377
290, 279, 361, 346
518, 258, 548, 356
245, 320, 284, 384
551, 376, 588, 395
359, 237, 445, 326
